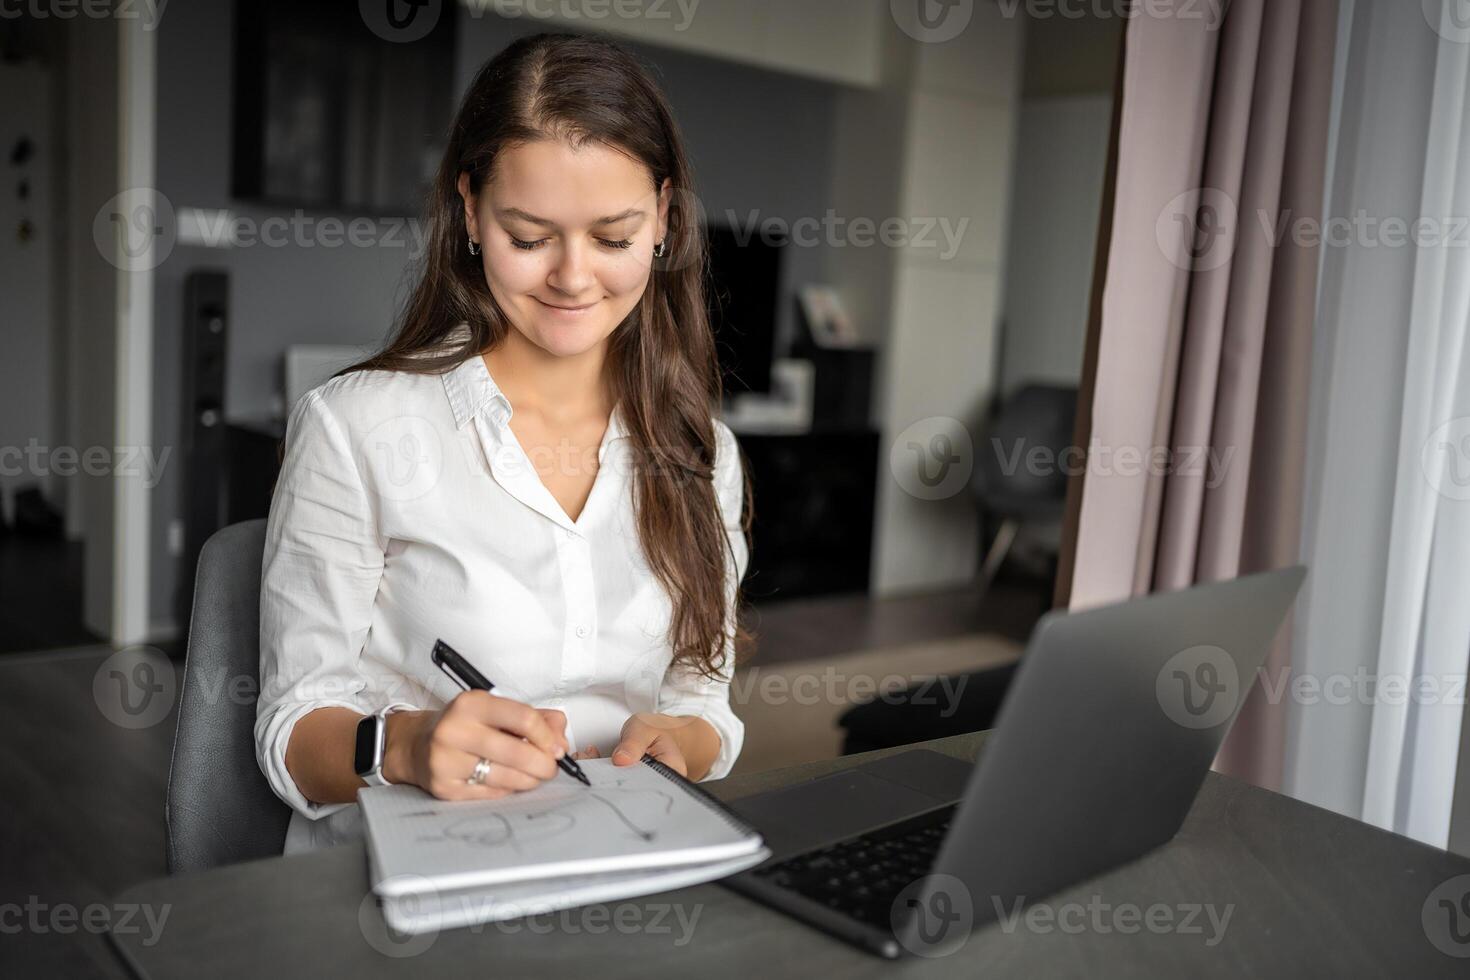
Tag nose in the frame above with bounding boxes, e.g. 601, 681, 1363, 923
546, 239, 597, 298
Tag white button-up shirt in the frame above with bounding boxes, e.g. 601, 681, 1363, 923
254, 327, 748, 852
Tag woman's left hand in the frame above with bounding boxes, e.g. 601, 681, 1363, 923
609, 712, 690, 775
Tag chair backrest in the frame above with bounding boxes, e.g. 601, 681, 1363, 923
166, 519, 290, 873
971, 383, 1079, 517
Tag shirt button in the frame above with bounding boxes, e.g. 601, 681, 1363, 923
575, 625, 589, 638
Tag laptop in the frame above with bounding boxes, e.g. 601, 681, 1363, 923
723, 565, 1307, 958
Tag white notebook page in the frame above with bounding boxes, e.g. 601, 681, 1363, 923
362, 757, 764, 898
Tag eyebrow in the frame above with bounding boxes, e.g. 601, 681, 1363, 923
494, 206, 645, 227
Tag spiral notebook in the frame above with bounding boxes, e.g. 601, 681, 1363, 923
359, 755, 770, 934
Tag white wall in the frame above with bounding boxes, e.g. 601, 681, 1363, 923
999, 93, 1112, 396
869, 3, 1024, 596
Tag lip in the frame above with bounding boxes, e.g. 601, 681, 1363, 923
535, 297, 600, 313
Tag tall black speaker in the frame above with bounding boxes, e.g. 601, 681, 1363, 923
176, 270, 230, 651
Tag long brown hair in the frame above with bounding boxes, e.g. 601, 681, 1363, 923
331, 32, 752, 680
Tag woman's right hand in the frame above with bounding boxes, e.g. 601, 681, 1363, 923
382, 691, 570, 800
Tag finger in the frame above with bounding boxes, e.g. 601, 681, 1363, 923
572, 745, 601, 761
539, 708, 570, 752
457, 691, 564, 759
423, 748, 518, 802
611, 725, 654, 766
441, 718, 559, 781
472, 754, 542, 792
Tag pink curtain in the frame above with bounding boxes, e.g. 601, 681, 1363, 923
1064, 0, 1337, 791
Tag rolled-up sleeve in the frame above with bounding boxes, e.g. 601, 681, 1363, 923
255, 388, 413, 820
657, 420, 749, 781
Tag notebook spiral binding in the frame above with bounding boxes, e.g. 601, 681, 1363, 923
641, 754, 760, 840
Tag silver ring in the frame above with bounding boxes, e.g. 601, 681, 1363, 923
467, 757, 492, 786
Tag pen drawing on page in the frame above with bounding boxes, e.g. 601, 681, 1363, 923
404, 772, 677, 852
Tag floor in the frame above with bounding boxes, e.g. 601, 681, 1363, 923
0, 529, 1050, 977
740, 572, 1046, 665
0, 648, 176, 978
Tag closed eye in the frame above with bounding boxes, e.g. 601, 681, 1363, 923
510, 236, 635, 251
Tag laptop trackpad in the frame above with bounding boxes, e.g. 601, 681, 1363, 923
728, 768, 953, 860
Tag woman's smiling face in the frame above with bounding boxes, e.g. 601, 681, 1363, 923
459, 137, 670, 360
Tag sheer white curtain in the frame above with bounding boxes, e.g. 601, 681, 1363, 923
1289, 0, 1470, 849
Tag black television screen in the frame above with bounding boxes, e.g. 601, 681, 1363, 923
232, 0, 456, 214
705, 223, 784, 396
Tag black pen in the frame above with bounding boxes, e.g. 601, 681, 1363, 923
430, 638, 592, 787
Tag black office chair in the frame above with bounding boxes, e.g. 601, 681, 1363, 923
166, 519, 291, 873
970, 383, 1079, 587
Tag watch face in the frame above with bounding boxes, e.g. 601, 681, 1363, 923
354, 714, 380, 776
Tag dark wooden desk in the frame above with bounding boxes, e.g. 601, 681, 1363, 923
107, 731, 1470, 978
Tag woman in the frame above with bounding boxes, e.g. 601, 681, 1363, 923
254, 32, 753, 853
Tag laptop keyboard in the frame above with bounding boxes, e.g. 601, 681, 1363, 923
750, 804, 957, 929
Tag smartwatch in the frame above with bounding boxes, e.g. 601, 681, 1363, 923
354, 707, 395, 787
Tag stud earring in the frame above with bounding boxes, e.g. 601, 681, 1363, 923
467, 234, 480, 256
653, 239, 666, 258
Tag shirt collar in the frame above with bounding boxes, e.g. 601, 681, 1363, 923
442, 341, 512, 430
439, 323, 630, 445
